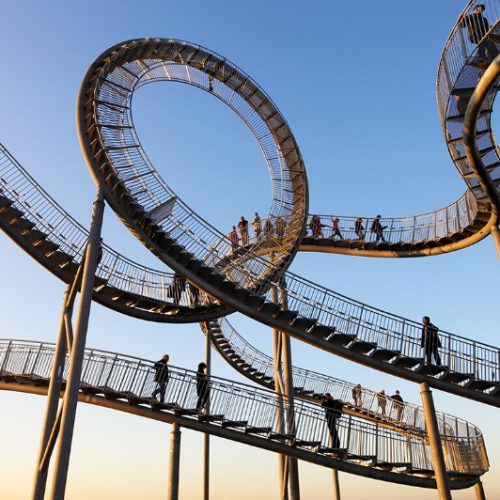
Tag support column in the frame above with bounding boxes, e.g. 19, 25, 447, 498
168, 423, 182, 500
331, 469, 341, 500
491, 225, 500, 258
474, 480, 486, 500
49, 189, 105, 500
203, 325, 211, 500
420, 382, 451, 500
271, 286, 288, 500
32, 287, 70, 500
278, 282, 300, 500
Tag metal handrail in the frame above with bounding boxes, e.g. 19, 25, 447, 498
209, 318, 484, 440
0, 339, 489, 476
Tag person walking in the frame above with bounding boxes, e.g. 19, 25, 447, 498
252, 212, 262, 240
152, 354, 170, 403
310, 215, 324, 238
238, 215, 249, 246
352, 384, 362, 406
371, 215, 387, 243
229, 225, 239, 252
276, 216, 286, 240
421, 316, 442, 365
331, 217, 344, 240
391, 390, 404, 421
321, 393, 343, 448
459, 4, 498, 60
196, 362, 209, 411
263, 218, 274, 237
376, 389, 387, 415
171, 273, 186, 304
354, 217, 365, 240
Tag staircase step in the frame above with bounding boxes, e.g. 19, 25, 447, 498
294, 439, 321, 448
328, 333, 355, 347
268, 432, 295, 441
245, 426, 272, 435
371, 349, 399, 362
376, 461, 411, 471
466, 379, 497, 391
221, 420, 248, 428
275, 309, 298, 324
309, 325, 335, 339
174, 407, 199, 416
198, 414, 224, 422
393, 356, 422, 369
417, 363, 447, 377
259, 302, 281, 316
440, 372, 472, 384
348, 341, 377, 354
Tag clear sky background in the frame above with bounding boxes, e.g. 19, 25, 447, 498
0, 0, 499, 498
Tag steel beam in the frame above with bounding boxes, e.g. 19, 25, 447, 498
203, 324, 211, 500
420, 382, 451, 500
168, 423, 182, 500
49, 189, 105, 500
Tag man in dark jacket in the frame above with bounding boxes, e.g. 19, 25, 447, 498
152, 354, 170, 403
196, 362, 209, 411
321, 393, 343, 448
459, 4, 498, 60
391, 390, 404, 421
371, 215, 386, 243
421, 316, 442, 365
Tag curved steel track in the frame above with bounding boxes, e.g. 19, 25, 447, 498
0, 0, 498, 492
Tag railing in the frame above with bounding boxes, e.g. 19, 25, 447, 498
437, 0, 500, 198
209, 318, 484, 440
82, 40, 500, 390
0, 340, 489, 476
0, 143, 210, 309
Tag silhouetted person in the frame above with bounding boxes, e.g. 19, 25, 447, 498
352, 384, 362, 406
187, 281, 200, 307
391, 390, 404, 421
322, 393, 343, 448
354, 218, 365, 240
264, 218, 274, 236
310, 215, 324, 238
152, 354, 170, 403
196, 362, 209, 411
459, 4, 498, 60
238, 216, 249, 246
421, 316, 442, 365
229, 225, 239, 252
331, 217, 343, 240
252, 212, 262, 240
377, 389, 387, 415
171, 273, 186, 304
454, 94, 470, 117
276, 216, 286, 240
371, 215, 387, 242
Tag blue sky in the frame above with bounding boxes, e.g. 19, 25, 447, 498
0, 1, 499, 498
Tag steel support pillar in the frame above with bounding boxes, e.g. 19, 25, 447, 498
48, 189, 105, 500
491, 225, 500, 258
271, 285, 288, 500
278, 282, 300, 500
474, 480, 486, 500
32, 287, 71, 500
203, 324, 211, 500
331, 469, 341, 500
168, 423, 182, 500
420, 382, 451, 500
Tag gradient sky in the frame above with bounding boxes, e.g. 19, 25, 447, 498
0, 0, 499, 498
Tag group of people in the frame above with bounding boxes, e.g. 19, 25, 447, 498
376, 389, 405, 420
309, 215, 388, 243
229, 213, 287, 251
151, 356, 209, 412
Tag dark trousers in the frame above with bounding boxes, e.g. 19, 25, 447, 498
424, 346, 441, 366
478, 39, 498, 60
196, 388, 209, 410
152, 380, 167, 403
327, 417, 340, 448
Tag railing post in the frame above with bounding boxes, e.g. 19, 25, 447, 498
0, 340, 12, 373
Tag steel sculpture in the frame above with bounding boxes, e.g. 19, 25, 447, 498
0, 1, 498, 499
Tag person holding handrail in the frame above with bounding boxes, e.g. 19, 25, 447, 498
321, 393, 343, 448
152, 354, 170, 403
421, 316, 442, 365
196, 362, 209, 411
459, 3, 498, 60
371, 215, 387, 243
331, 217, 344, 240
352, 384, 362, 406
